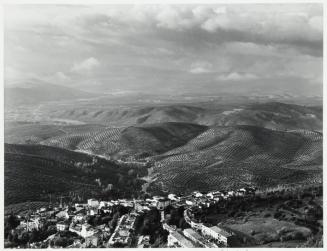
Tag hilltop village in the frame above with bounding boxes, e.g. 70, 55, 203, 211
5, 187, 257, 248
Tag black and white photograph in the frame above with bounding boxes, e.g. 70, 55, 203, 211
2, 1, 324, 248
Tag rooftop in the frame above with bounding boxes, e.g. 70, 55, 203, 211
210, 226, 233, 237
170, 231, 197, 248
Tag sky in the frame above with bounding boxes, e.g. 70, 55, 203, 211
4, 4, 323, 96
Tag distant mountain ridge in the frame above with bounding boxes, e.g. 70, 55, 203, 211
45, 102, 322, 131
5, 79, 93, 106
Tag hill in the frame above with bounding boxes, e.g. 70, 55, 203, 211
213, 102, 322, 131
4, 144, 147, 206
147, 125, 322, 194
40, 122, 207, 158
43, 102, 322, 130
47, 104, 208, 126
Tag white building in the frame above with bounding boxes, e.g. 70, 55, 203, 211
186, 200, 194, 206
81, 223, 96, 238
183, 228, 217, 248
56, 221, 68, 231
87, 199, 99, 208
19, 218, 40, 231
168, 194, 179, 201
193, 191, 203, 198
73, 213, 85, 223
201, 225, 234, 246
167, 230, 197, 248
56, 210, 69, 220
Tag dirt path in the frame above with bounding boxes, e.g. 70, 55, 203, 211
140, 166, 157, 194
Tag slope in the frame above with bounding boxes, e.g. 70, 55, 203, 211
148, 125, 322, 194
40, 122, 208, 159
44, 102, 322, 130
4, 144, 146, 206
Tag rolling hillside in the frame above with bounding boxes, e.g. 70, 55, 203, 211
4, 144, 146, 206
40, 122, 207, 158
4, 101, 322, 199
213, 102, 322, 131
147, 125, 322, 194
43, 102, 322, 130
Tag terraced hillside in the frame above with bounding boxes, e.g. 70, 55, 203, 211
38, 122, 207, 159
4, 122, 107, 145
4, 122, 66, 144
4, 101, 322, 198
4, 144, 146, 206
148, 125, 322, 194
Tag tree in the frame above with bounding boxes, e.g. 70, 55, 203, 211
29, 229, 39, 243
5, 214, 20, 230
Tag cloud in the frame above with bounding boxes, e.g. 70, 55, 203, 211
3, 4, 323, 95
189, 61, 213, 74
309, 16, 323, 32
71, 57, 100, 73
4, 66, 40, 84
54, 72, 70, 82
217, 72, 258, 81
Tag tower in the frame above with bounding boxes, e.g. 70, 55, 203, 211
59, 195, 64, 209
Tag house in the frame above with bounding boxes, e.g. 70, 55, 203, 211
152, 196, 165, 202
73, 213, 85, 223
85, 233, 101, 247
156, 198, 170, 210
168, 194, 179, 201
36, 207, 47, 213
245, 187, 256, 195
183, 228, 205, 246
134, 201, 151, 212
81, 223, 96, 238
190, 221, 203, 231
228, 191, 236, 197
192, 191, 203, 198
75, 203, 87, 210
56, 221, 68, 231
88, 209, 98, 216
186, 200, 194, 206
87, 199, 99, 208
201, 225, 235, 246
167, 230, 198, 248
206, 191, 222, 199
163, 223, 177, 232
56, 210, 69, 220
69, 223, 82, 235
18, 218, 41, 231
99, 201, 114, 208
137, 235, 150, 248
183, 228, 217, 248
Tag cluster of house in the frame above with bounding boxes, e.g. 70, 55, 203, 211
161, 186, 257, 248
168, 186, 257, 208
12, 186, 256, 248
162, 206, 237, 248
107, 212, 137, 247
